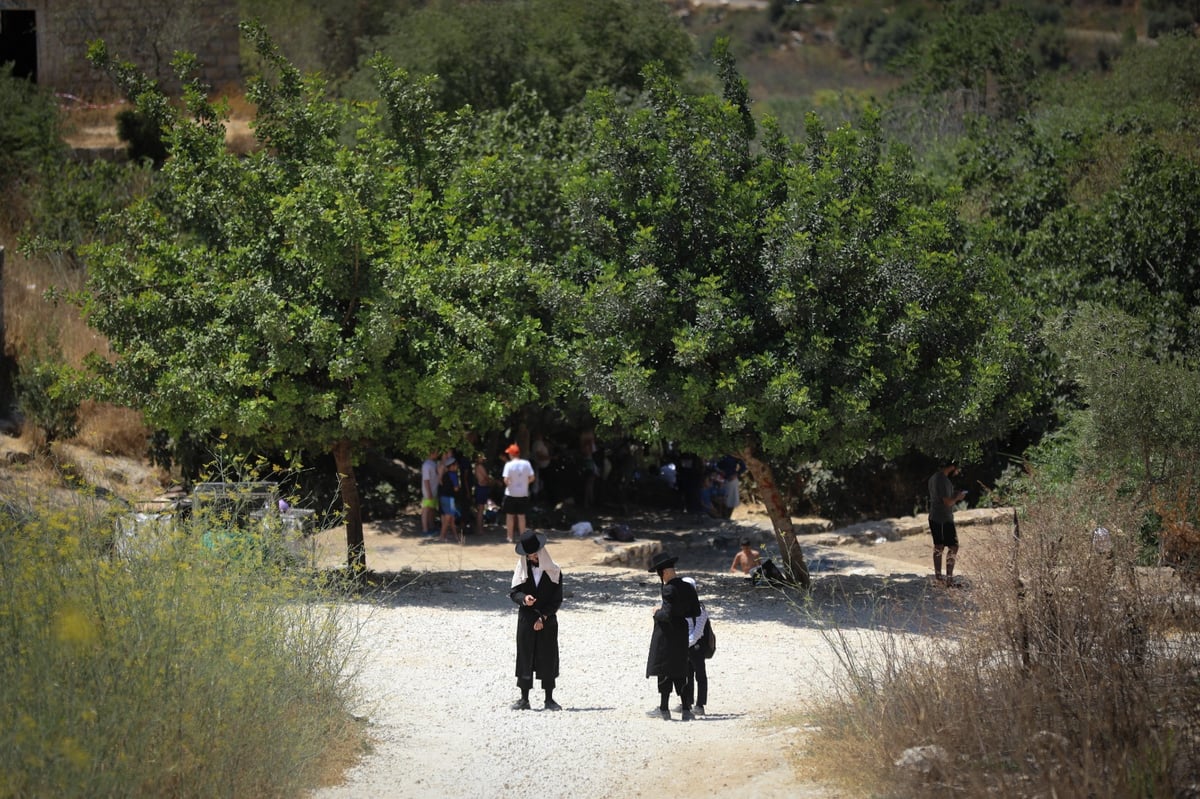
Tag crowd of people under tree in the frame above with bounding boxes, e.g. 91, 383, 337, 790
417, 431, 751, 542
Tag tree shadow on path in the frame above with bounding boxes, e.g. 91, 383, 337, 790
341, 561, 965, 637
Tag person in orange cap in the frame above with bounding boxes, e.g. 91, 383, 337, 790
501, 443, 535, 543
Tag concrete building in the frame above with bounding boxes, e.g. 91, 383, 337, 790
0, 0, 240, 99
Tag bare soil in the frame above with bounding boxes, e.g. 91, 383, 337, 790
310, 499, 1008, 585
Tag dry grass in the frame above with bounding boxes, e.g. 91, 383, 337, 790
73, 401, 150, 459
2, 248, 107, 366
1, 248, 151, 455
60, 88, 259, 153
804, 487, 1200, 798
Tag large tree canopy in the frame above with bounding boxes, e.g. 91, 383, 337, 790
349, 0, 694, 117
79, 27, 562, 570
558, 51, 1040, 583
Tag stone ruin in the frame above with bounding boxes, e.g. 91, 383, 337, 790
0, 0, 240, 99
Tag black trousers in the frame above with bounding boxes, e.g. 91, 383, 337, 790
657, 674, 693, 707
687, 647, 708, 706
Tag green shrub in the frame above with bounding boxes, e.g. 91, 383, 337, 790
0, 495, 360, 798
0, 66, 64, 189
23, 156, 150, 260
16, 352, 81, 448
115, 107, 168, 168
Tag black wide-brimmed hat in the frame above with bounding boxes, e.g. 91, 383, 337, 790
648, 552, 678, 573
516, 530, 548, 555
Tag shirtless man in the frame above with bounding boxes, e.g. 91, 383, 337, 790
729, 537, 761, 574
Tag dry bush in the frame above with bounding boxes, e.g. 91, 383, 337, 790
4, 250, 151, 458
809, 484, 1200, 798
1156, 477, 1200, 585
74, 401, 149, 458
2, 249, 108, 366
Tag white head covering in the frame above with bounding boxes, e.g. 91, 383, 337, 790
512, 541, 561, 588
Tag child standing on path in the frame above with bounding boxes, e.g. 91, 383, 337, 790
682, 576, 710, 715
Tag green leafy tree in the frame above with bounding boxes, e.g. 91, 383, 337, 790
1024, 144, 1200, 354
0, 67, 65, 204
351, 0, 693, 116
559, 48, 1039, 584
78, 28, 556, 571
1046, 303, 1200, 508
955, 36, 1200, 355
17, 350, 81, 451
896, 0, 1040, 120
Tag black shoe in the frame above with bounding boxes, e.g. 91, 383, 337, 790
511, 698, 531, 710
681, 707, 695, 721
646, 707, 671, 720
694, 704, 705, 715
544, 699, 562, 711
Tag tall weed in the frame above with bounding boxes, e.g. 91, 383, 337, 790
807, 483, 1200, 798
0, 491, 361, 798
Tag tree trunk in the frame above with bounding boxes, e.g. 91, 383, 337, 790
740, 444, 810, 589
332, 438, 366, 573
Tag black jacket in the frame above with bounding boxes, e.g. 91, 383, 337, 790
509, 567, 563, 680
646, 576, 700, 678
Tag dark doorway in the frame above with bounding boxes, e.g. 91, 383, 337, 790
0, 10, 38, 82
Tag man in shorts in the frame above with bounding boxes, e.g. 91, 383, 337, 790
421, 449, 441, 536
502, 443, 535, 544
928, 460, 968, 585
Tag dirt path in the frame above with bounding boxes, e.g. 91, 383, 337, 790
307, 506, 1008, 798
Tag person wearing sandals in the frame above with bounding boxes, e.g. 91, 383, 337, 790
509, 531, 563, 711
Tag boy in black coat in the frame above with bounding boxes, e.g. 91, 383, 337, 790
646, 551, 700, 721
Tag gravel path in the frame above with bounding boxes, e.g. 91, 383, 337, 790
309, 561, 951, 799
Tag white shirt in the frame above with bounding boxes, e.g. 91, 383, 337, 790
421, 458, 438, 499
502, 458, 535, 498
687, 605, 710, 648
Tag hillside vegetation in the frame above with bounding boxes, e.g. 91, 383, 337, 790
1, 1, 1199, 796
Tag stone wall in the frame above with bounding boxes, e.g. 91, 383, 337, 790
1, 0, 240, 99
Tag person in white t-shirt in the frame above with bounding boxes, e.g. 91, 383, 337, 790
501, 443, 535, 544
420, 449, 441, 536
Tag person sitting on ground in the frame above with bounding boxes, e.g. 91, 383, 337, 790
730, 537, 761, 574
